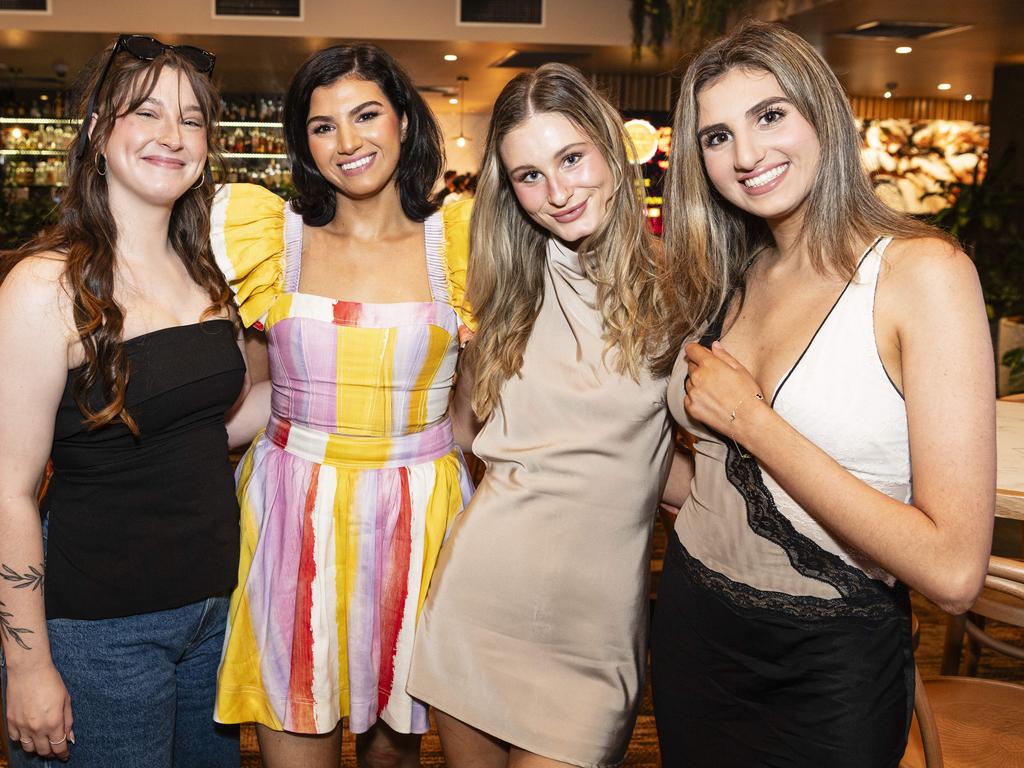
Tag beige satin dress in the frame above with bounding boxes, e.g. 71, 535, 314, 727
407, 238, 673, 767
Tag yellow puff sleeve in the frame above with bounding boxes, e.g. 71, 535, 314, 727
441, 198, 477, 343
210, 183, 289, 330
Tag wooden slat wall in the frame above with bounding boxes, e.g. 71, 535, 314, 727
849, 95, 990, 122
592, 73, 677, 113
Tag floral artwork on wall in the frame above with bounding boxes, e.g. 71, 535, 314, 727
859, 119, 989, 214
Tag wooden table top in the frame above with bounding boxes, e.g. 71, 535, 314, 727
997, 396, 1024, 521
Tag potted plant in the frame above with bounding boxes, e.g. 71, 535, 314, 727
0, 187, 59, 250
630, 0, 753, 56
931, 154, 1024, 395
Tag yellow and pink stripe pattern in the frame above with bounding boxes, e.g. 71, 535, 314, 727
210, 183, 474, 735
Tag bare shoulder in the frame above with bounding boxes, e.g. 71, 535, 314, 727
2, 250, 67, 291
879, 236, 979, 299
0, 251, 73, 328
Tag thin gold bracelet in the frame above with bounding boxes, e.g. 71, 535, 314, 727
729, 392, 764, 422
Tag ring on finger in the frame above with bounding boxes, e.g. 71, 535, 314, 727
48, 733, 67, 746
18, 737, 33, 744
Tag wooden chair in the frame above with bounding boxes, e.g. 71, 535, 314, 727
940, 556, 1024, 676
901, 676, 1024, 767
902, 557, 1024, 767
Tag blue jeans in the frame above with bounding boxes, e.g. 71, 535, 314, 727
2, 596, 239, 768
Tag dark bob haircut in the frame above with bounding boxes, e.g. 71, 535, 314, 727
284, 43, 444, 226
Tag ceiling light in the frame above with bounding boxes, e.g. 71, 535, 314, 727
444, 54, 458, 62
39, 94, 49, 100
937, 83, 951, 90
895, 46, 912, 54
449, 97, 459, 105
883, 90, 892, 99
964, 94, 973, 101
455, 136, 467, 148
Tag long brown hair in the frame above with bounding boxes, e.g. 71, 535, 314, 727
0, 45, 228, 433
468, 63, 672, 420
659, 20, 946, 373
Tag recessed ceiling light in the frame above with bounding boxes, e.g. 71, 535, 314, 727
449, 97, 459, 105
444, 54, 458, 62
937, 83, 952, 90
964, 94, 973, 101
883, 90, 892, 99
895, 46, 912, 54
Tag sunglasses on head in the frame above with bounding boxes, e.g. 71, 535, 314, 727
76, 35, 217, 160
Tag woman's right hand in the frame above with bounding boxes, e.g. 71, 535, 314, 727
0, 255, 77, 760
6, 661, 74, 761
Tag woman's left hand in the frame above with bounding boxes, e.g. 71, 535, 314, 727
683, 340, 768, 439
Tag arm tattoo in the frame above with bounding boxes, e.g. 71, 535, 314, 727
0, 600, 34, 651
1, 563, 45, 592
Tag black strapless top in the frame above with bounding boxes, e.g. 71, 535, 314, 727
43, 320, 245, 620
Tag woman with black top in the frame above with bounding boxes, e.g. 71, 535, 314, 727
0, 37, 261, 767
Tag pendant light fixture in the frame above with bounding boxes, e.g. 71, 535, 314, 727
454, 75, 470, 148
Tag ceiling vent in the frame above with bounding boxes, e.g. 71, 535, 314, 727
840, 20, 972, 40
460, 0, 543, 25
0, 0, 49, 10
417, 84, 458, 97
491, 50, 584, 69
214, 0, 301, 17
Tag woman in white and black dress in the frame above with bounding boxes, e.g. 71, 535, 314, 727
651, 21, 995, 767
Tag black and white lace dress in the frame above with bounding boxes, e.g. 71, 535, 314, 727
651, 237, 915, 768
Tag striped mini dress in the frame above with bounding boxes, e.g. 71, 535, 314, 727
210, 183, 475, 735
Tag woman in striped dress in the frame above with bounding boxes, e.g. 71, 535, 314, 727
210, 44, 474, 767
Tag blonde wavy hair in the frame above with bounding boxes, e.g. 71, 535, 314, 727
468, 63, 672, 420
659, 20, 945, 371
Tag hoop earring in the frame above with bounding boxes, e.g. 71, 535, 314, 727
191, 175, 204, 190
96, 154, 106, 176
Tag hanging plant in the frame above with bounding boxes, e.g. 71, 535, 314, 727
631, 0, 754, 57
631, 0, 673, 58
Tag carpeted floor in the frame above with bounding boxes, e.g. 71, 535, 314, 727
3, 520, 1021, 767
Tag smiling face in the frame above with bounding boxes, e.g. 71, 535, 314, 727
101, 66, 207, 208
306, 75, 407, 201
697, 67, 820, 227
499, 111, 614, 248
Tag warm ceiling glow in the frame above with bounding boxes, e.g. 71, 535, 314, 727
895, 46, 912, 54
455, 136, 467, 148
964, 94, 973, 101
883, 91, 892, 99
937, 83, 952, 90
39, 94, 48, 100
444, 54, 458, 62
449, 97, 459, 105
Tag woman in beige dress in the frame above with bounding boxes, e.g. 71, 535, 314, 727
407, 64, 681, 768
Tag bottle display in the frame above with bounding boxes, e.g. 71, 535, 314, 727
1, 93, 67, 119
1, 93, 290, 194
218, 126, 286, 155
220, 95, 284, 123
2, 122, 76, 152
